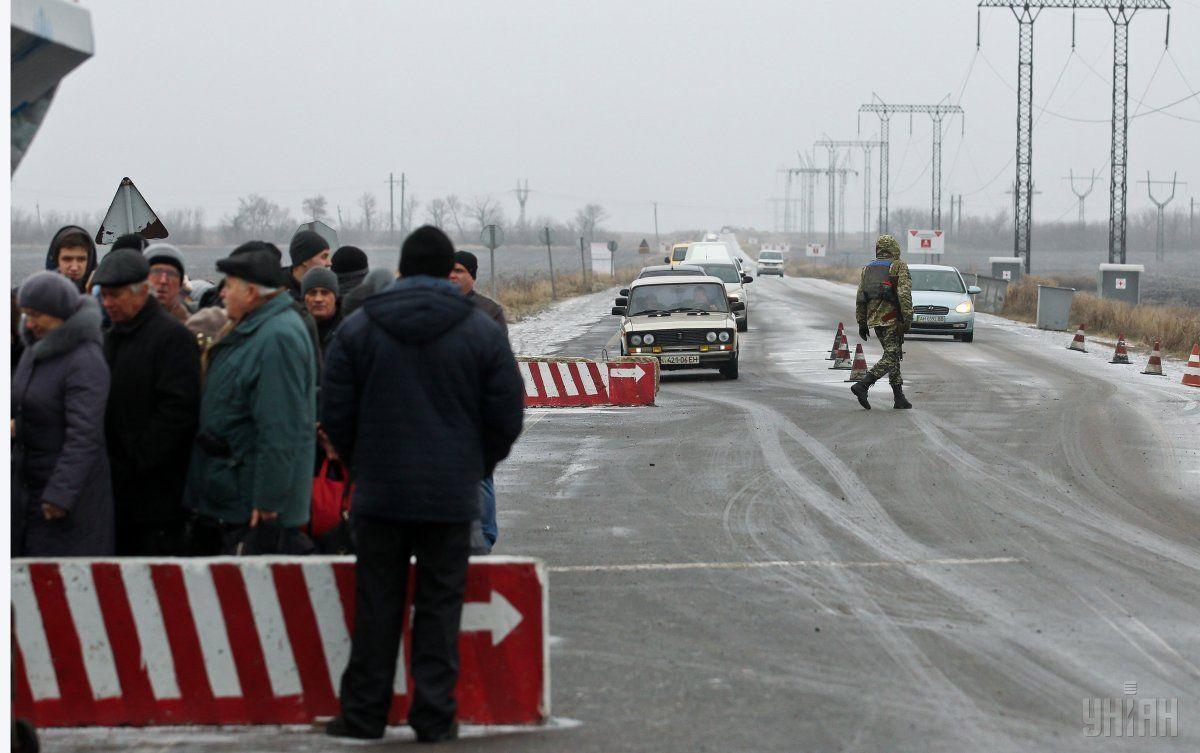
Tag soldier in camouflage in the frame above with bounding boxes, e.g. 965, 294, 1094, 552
851, 234, 913, 409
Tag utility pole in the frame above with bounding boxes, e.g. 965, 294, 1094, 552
515, 179, 530, 228
1064, 169, 1100, 227
388, 172, 396, 238
858, 96, 963, 236
1139, 173, 1186, 260
815, 137, 881, 251
652, 201, 660, 252
541, 226, 557, 300
1004, 181, 1042, 250
579, 236, 589, 289
399, 173, 407, 238
978, 0, 1170, 267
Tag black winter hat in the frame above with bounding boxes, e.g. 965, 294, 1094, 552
301, 266, 340, 296
92, 248, 151, 287
331, 245, 369, 274
289, 230, 329, 266
399, 225, 455, 278
217, 248, 286, 288
111, 233, 149, 253
453, 250, 479, 280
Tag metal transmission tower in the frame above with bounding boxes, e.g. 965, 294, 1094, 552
816, 146, 859, 254
858, 97, 963, 236
815, 137, 881, 251
1063, 169, 1100, 227
978, 1, 1170, 269
1139, 173, 1186, 260
514, 179, 530, 228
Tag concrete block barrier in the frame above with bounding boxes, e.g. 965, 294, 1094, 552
517, 356, 658, 407
11, 555, 548, 727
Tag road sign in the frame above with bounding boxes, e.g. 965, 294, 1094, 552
806, 243, 826, 257
1001, 270, 1012, 281
296, 220, 338, 251
590, 242, 613, 276
906, 229, 945, 256
638, 238, 650, 254
518, 358, 657, 407
482, 224, 503, 297
95, 177, 168, 245
606, 358, 658, 406
11, 556, 549, 727
1115, 278, 1127, 290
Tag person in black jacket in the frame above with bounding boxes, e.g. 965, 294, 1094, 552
94, 249, 200, 555
321, 226, 525, 743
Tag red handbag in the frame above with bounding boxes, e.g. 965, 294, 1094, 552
310, 459, 352, 539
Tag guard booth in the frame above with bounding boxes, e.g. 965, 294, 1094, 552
1097, 263, 1143, 306
989, 257, 1023, 283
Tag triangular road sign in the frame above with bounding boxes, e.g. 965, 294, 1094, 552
96, 177, 168, 244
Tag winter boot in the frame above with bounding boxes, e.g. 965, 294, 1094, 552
850, 372, 877, 410
892, 384, 912, 409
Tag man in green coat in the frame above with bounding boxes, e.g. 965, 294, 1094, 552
851, 234, 913, 410
184, 245, 317, 553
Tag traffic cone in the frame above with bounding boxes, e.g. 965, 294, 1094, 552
1183, 344, 1200, 388
1141, 340, 1164, 376
845, 343, 869, 381
827, 323, 844, 360
830, 332, 852, 369
1067, 326, 1087, 352
1110, 334, 1130, 364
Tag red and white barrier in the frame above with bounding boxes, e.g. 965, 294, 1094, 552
518, 357, 658, 407
11, 555, 548, 728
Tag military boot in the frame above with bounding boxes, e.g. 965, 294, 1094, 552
850, 372, 877, 410
892, 384, 912, 409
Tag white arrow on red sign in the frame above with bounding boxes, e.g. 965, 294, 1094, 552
609, 365, 646, 382
461, 590, 523, 646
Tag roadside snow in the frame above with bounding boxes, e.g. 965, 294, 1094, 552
508, 287, 618, 357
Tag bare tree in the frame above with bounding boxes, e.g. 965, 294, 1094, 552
225, 194, 293, 240
444, 194, 466, 239
468, 195, 506, 234
403, 193, 420, 235
302, 195, 328, 222
574, 203, 610, 241
426, 197, 450, 229
357, 192, 378, 232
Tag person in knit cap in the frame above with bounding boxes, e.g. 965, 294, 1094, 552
144, 243, 195, 323
450, 250, 507, 336
286, 230, 332, 301
302, 266, 342, 351
94, 249, 200, 556
332, 245, 370, 297
12, 272, 114, 556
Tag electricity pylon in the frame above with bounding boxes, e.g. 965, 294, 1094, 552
1139, 173, 1186, 260
514, 179, 530, 228
816, 137, 882, 252
1064, 169, 1100, 227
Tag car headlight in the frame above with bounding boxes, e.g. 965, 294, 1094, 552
718, 331, 731, 343
955, 301, 973, 314
630, 334, 642, 346
706, 331, 717, 343
643, 333, 655, 345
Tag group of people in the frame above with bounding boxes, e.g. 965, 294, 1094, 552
13, 223, 526, 741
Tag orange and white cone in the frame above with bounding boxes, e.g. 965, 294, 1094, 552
845, 343, 869, 381
827, 323, 844, 360
1183, 344, 1200, 388
830, 332, 852, 369
1067, 326, 1087, 353
1110, 333, 1131, 364
1141, 340, 1164, 376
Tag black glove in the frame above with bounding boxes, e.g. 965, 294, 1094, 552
859, 325, 870, 340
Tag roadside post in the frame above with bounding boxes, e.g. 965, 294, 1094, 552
541, 226, 557, 300
579, 236, 589, 290
482, 224, 502, 299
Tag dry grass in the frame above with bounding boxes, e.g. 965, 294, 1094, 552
495, 268, 637, 322
1003, 276, 1199, 357
784, 259, 862, 285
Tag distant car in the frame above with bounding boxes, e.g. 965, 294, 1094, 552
907, 264, 981, 342
637, 264, 706, 279
665, 243, 690, 266
757, 249, 785, 276
697, 262, 752, 332
612, 274, 741, 379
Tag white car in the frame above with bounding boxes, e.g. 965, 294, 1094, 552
757, 249, 784, 276
907, 264, 981, 342
696, 262, 752, 332
683, 241, 736, 266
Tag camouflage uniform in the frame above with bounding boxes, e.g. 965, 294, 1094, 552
852, 236, 914, 408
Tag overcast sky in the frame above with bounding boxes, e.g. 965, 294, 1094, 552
10, 0, 1200, 235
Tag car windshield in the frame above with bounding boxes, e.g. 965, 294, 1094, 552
700, 264, 742, 284
910, 270, 965, 293
639, 268, 702, 278
759, 251, 782, 260
671, 247, 688, 261
627, 282, 729, 314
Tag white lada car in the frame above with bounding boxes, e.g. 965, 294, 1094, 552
612, 274, 742, 379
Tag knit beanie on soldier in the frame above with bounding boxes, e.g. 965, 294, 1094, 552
289, 230, 329, 267
399, 225, 455, 278
331, 246, 369, 274
301, 266, 340, 296
18, 271, 82, 320
453, 250, 479, 280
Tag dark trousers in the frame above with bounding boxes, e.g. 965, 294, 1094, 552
338, 516, 470, 736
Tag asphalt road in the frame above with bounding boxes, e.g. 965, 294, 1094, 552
47, 275, 1200, 752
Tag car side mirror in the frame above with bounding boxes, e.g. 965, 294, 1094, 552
663, 256, 670, 264
730, 301, 745, 312
619, 288, 630, 297
611, 306, 626, 316
742, 275, 754, 284
614, 296, 629, 307
967, 285, 982, 295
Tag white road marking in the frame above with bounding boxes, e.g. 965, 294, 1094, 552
181, 563, 242, 698
240, 561, 302, 697
548, 556, 1026, 574
11, 563, 61, 701
556, 362, 579, 396
59, 562, 122, 699
120, 562, 181, 700
536, 361, 559, 397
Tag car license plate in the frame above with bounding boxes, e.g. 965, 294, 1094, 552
915, 315, 945, 323
660, 355, 700, 365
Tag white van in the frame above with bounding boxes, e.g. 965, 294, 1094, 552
683, 241, 735, 266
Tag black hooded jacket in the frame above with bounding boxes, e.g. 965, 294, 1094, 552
320, 277, 525, 523
44, 225, 98, 293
